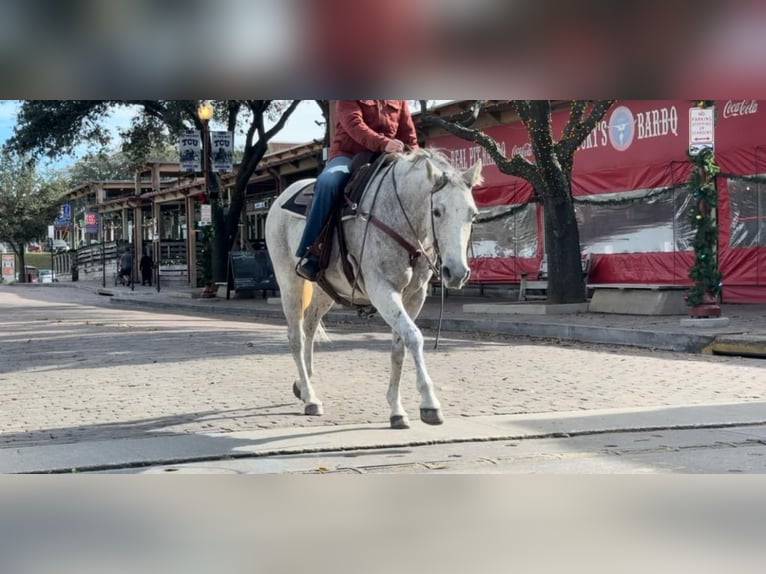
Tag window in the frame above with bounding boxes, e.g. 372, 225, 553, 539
728, 178, 766, 247
575, 187, 693, 254
470, 203, 537, 258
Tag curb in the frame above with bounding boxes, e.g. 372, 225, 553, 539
109, 296, 717, 354
703, 335, 766, 359
5, 402, 766, 474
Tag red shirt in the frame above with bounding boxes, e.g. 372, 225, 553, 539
329, 100, 418, 159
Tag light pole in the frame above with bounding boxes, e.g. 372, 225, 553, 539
198, 101, 213, 202
197, 101, 217, 298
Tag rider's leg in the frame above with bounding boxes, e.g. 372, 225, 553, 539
295, 155, 353, 259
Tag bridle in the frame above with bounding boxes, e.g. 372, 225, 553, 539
356, 161, 450, 278
353, 157, 466, 348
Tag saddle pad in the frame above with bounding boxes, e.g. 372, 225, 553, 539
281, 181, 315, 218
280, 180, 357, 222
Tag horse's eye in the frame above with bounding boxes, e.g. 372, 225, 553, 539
432, 208, 442, 218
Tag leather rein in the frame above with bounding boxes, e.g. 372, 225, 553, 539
353, 161, 450, 277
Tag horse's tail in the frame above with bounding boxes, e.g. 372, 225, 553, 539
301, 281, 331, 343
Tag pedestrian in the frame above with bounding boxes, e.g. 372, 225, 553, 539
119, 246, 133, 286
295, 100, 419, 282
140, 250, 153, 286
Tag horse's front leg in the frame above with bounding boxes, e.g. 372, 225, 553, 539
387, 332, 410, 429
370, 287, 443, 426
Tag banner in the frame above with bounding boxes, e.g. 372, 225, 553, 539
2, 253, 15, 280
179, 130, 202, 172
211, 131, 234, 172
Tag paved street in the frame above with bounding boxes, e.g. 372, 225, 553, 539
2, 284, 766, 462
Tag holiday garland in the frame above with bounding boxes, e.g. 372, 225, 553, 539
685, 145, 722, 306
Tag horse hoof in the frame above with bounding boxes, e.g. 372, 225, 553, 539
420, 408, 443, 425
305, 403, 323, 416
292, 382, 301, 400
390, 415, 410, 430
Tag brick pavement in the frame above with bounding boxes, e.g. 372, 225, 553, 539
2, 284, 766, 449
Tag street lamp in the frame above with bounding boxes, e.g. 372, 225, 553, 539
197, 102, 213, 202
197, 101, 217, 298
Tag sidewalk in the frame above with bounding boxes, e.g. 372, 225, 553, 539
75, 278, 766, 356
4, 402, 766, 473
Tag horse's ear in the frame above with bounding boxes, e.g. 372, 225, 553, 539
462, 160, 484, 187
425, 159, 439, 182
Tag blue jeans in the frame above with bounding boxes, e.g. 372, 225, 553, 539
296, 155, 353, 257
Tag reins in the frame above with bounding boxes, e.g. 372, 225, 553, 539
355, 157, 452, 348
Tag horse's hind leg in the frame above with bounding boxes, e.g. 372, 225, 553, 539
302, 288, 334, 378
281, 279, 323, 416
387, 332, 410, 429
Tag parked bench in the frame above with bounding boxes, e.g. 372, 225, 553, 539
587, 283, 688, 291
588, 282, 691, 315
519, 253, 592, 301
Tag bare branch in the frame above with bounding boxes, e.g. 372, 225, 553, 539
556, 100, 615, 160
561, 100, 586, 142
263, 100, 301, 141
420, 113, 539, 184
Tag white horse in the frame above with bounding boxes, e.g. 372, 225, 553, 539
265, 149, 482, 429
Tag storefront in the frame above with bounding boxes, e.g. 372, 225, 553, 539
427, 99, 766, 302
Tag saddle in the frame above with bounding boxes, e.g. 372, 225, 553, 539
281, 152, 394, 309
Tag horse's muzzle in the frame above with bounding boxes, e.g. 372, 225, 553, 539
441, 265, 470, 289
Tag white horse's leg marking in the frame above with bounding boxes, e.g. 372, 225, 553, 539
387, 331, 409, 429
369, 284, 442, 425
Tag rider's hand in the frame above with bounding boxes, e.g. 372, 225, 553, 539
384, 139, 405, 153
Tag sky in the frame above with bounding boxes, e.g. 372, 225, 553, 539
0, 100, 327, 171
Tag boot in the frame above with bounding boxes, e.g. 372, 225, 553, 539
296, 253, 321, 282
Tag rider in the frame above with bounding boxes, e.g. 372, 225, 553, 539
295, 100, 419, 282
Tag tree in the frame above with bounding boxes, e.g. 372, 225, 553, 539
7, 100, 302, 282
421, 100, 614, 304
0, 151, 65, 282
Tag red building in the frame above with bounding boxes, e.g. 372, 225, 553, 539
426, 100, 766, 302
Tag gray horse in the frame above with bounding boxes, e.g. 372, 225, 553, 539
265, 149, 482, 429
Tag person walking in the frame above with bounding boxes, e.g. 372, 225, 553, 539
140, 249, 154, 286
119, 246, 133, 286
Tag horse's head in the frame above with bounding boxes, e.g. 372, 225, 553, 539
425, 154, 482, 289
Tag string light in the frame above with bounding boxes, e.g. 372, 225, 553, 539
685, 100, 722, 308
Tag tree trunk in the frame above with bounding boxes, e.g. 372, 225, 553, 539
540, 183, 585, 304
212, 204, 228, 283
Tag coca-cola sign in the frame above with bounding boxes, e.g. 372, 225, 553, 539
723, 100, 758, 118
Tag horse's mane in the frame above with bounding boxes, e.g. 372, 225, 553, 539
400, 147, 455, 172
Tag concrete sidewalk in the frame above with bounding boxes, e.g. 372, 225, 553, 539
75, 279, 766, 356
3, 401, 766, 473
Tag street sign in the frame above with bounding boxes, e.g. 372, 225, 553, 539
689, 107, 715, 155
2, 253, 15, 280
211, 131, 234, 173
85, 211, 99, 233
180, 130, 202, 172
200, 204, 212, 226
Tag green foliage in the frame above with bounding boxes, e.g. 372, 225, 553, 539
0, 150, 66, 256
686, 147, 722, 306
7, 99, 302, 283
197, 223, 215, 286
